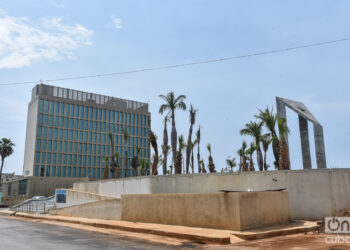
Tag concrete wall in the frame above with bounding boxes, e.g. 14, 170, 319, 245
23, 98, 38, 177
121, 191, 289, 231
56, 189, 114, 209
2, 177, 87, 199
55, 198, 122, 220
73, 169, 350, 220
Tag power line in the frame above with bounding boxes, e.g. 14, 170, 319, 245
1, 37, 350, 87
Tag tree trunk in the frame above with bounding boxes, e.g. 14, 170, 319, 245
263, 151, 267, 171
197, 144, 201, 173
171, 112, 177, 173
272, 137, 280, 169
208, 155, 215, 173
111, 148, 115, 178
103, 163, 109, 179
150, 130, 158, 175
279, 140, 290, 170
186, 124, 193, 174
0, 157, 4, 186
191, 147, 195, 173
249, 155, 255, 171
238, 157, 242, 172
162, 120, 168, 175
175, 151, 182, 174
124, 150, 128, 177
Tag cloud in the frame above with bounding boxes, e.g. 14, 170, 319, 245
52, 2, 65, 8
111, 16, 123, 30
0, 11, 93, 69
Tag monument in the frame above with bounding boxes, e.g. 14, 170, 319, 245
276, 97, 327, 169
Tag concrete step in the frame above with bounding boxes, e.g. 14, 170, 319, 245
3, 211, 232, 244
231, 220, 320, 240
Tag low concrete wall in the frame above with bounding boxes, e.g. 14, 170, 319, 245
55, 198, 122, 220
121, 191, 289, 231
55, 189, 114, 209
73, 169, 350, 220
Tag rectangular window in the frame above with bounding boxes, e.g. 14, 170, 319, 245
35, 152, 40, 163
46, 153, 51, 164
57, 166, 61, 177
36, 139, 41, 151
50, 101, 54, 114
41, 152, 46, 163
68, 154, 72, 165
46, 166, 50, 177
39, 100, 44, 113
67, 167, 71, 177
40, 166, 45, 177
35, 166, 39, 176
51, 166, 56, 177
82, 168, 86, 177
47, 140, 52, 151
62, 166, 66, 177
72, 167, 76, 177
77, 167, 81, 177
60, 103, 65, 115
55, 102, 60, 114
57, 154, 61, 165
52, 153, 56, 164
44, 100, 49, 113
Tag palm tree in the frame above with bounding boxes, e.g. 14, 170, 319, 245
0, 138, 15, 185
240, 121, 264, 171
191, 139, 198, 173
114, 151, 120, 178
186, 104, 198, 174
162, 115, 169, 175
139, 158, 151, 176
255, 107, 280, 169
131, 147, 140, 176
122, 129, 129, 177
225, 157, 237, 172
246, 142, 256, 171
175, 135, 186, 174
207, 143, 215, 173
108, 133, 117, 178
195, 126, 201, 173
159, 92, 186, 171
237, 141, 248, 172
103, 157, 109, 179
200, 159, 207, 173
278, 117, 290, 170
149, 129, 158, 175
261, 134, 273, 171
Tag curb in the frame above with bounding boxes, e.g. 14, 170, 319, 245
9, 212, 231, 245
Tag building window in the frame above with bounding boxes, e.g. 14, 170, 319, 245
52, 166, 56, 177
40, 166, 45, 177
18, 179, 27, 196
46, 166, 50, 177
35, 166, 39, 176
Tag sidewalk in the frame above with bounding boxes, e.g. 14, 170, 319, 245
0, 209, 319, 245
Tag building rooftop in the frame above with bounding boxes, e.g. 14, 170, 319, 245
32, 84, 149, 113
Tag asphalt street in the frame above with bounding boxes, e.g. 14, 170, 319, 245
0, 216, 180, 250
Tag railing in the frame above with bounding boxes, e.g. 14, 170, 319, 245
12, 196, 55, 214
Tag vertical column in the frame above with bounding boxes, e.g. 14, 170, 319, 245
299, 116, 312, 169
314, 124, 327, 169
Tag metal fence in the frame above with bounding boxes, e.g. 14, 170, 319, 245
13, 196, 55, 214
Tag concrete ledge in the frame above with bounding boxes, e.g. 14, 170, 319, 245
231, 221, 319, 241
121, 191, 290, 231
55, 198, 122, 220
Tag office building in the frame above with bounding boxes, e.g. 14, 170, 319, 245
23, 84, 150, 179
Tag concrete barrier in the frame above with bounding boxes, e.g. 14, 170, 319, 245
121, 191, 289, 231
73, 169, 350, 220
55, 189, 114, 209
55, 198, 122, 220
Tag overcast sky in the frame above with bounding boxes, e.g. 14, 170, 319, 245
1, 0, 349, 175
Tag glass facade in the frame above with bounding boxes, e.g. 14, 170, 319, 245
34, 98, 150, 179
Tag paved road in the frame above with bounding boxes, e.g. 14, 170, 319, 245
0, 217, 181, 250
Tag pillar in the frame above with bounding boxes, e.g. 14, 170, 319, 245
298, 115, 312, 169
314, 124, 327, 169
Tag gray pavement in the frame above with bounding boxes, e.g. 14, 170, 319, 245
0, 217, 185, 250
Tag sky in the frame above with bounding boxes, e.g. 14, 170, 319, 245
0, 0, 349, 175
